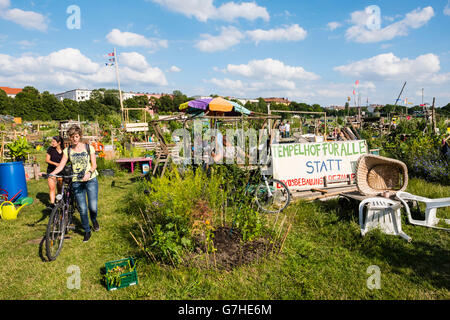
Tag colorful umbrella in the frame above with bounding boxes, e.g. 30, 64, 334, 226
228, 100, 251, 115
179, 97, 251, 115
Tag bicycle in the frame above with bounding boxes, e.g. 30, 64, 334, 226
253, 165, 291, 214
42, 171, 82, 261
221, 155, 291, 214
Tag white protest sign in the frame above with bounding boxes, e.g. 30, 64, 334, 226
271, 140, 368, 190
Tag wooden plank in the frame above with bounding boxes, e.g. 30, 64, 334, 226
126, 123, 149, 128
311, 188, 328, 194
126, 127, 149, 132
303, 186, 358, 201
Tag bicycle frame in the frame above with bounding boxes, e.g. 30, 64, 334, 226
55, 174, 76, 211
45, 172, 79, 261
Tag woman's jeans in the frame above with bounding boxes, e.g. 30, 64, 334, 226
72, 177, 98, 233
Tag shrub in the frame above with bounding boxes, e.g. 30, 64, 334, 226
382, 132, 449, 185
409, 151, 450, 185
128, 165, 280, 265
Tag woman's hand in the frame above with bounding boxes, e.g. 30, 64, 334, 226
82, 171, 91, 182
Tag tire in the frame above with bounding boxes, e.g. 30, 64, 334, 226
45, 202, 66, 261
254, 179, 291, 213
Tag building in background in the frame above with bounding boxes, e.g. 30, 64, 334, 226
122, 92, 136, 100
263, 97, 290, 105
55, 89, 93, 102
55, 89, 138, 102
327, 105, 346, 111
0, 86, 23, 98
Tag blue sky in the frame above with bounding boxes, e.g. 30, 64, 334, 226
0, 0, 449, 107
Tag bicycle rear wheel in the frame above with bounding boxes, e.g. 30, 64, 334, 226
45, 203, 67, 261
254, 179, 291, 213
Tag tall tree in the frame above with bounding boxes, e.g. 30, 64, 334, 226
0, 89, 12, 115
62, 99, 80, 120
42, 91, 67, 120
13, 86, 45, 120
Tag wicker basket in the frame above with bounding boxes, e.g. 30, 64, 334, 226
356, 154, 408, 196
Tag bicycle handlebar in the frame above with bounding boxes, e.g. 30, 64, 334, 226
42, 172, 83, 179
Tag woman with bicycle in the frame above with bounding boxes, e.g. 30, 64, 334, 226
46, 136, 64, 209
50, 125, 99, 243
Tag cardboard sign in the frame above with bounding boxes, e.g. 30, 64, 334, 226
271, 140, 368, 190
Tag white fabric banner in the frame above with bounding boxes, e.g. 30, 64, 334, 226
271, 140, 368, 190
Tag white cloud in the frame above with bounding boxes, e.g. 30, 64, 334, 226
169, 66, 181, 72
195, 26, 244, 52
345, 6, 434, 43
0, 0, 10, 9
327, 22, 342, 31
445, 2, 450, 16
17, 40, 36, 48
225, 58, 320, 81
428, 72, 450, 84
334, 52, 441, 81
316, 81, 376, 99
45, 48, 100, 74
0, 49, 168, 90
149, 0, 269, 22
207, 58, 321, 100
0, 1, 48, 32
250, 79, 297, 90
106, 29, 167, 51
209, 78, 244, 90
196, 24, 309, 52
246, 24, 307, 44
119, 52, 149, 69
213, 2, 269, 22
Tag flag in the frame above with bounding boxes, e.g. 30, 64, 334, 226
108, 52, 114, 56
105, 63, 115, 67
353, 90, 356, 95
355, 80, 359, 86
109, 58, 115, 62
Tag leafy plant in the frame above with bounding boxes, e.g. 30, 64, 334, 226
6, 137, 31, 162
103, 259, 137, 288
373, 122, 449, 185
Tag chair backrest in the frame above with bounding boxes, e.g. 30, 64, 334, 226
356, 154, 408, 196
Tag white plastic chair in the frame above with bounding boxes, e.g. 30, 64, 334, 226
395, 191, 450, 231
359, 197, 412, 242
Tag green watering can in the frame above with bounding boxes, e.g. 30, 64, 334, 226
0, 201, 28, 220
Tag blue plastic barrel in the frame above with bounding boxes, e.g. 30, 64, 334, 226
0, 162, 28, 201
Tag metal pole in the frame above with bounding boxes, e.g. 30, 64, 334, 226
114, 48, 125, 123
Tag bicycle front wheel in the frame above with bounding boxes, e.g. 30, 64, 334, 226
45, 203, 67, 261
254, 179, 291, 213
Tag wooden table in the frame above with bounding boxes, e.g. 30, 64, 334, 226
115, 157, 152, 173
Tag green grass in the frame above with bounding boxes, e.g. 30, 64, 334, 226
0, 151, 449, 299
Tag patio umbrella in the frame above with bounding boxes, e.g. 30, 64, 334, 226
179, 97, 252, 115
208, 97, 233, 112
228, 100, 252, 115
179, 98, 212, 113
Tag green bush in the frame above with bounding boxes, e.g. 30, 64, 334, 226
383, 132, 449, 185
127, 165, 272, 265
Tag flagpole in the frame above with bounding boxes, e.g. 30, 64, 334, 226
113, 47, 125, 123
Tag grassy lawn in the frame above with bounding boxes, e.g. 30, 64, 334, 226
0, 152, 449, 300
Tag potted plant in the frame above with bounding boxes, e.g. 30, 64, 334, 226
6, 137, 31, 162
